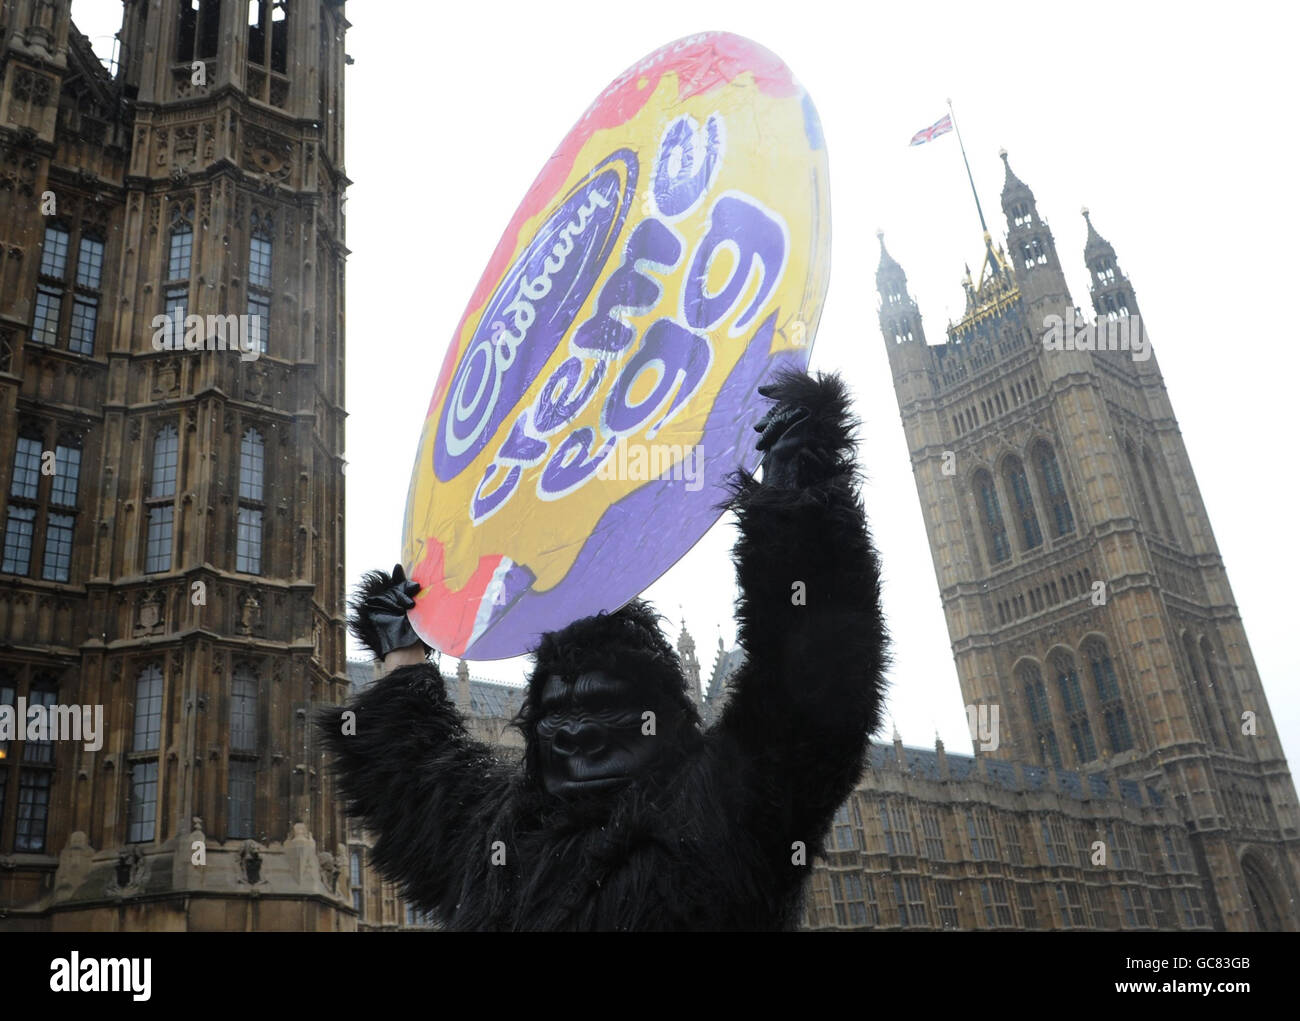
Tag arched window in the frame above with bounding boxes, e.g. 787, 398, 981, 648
1003, 455, 1042, 551
177, 0, 221, 63
1182, 632, 1222, 749
231, 666, 258, 752
31, 224, 69, 347
974, 470, 1010, 564
151, 425, 179, 499
1199, 636, 1240, 754
50, 434, 82, 509
164, 205, 194, 330
247, 212, 273, 354
350, 850, 363, 912
146, 425, 178, 573
168, 207, 193, 279
8, 429, 42, 501
228, 759, 256, 839
0, 673, 15, 763
1093, 258, 1116, 286
22, 675, 58, 766
12, 675, 57, 851
1033, 441, 1074, 537
1242, 853, 1286, 932
239, 428, 265, 500
1124, 440, 1157, 536
1143, 448, 1177, 542
1051, 651, 1097, 764
2, 428, 42, 575
248, 1, 289, 74
1018, 661, 1060, 769
69, 233, 104, 355
228, 662, 259, 839
237, 428, 264, 574
129, 664, 163, 844
133, 664, 163, 753
1083, 639, 1133, 754
29, 223, 103, 354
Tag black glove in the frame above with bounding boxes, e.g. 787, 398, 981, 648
753, 371, 839, 489
348, 563, 426, 659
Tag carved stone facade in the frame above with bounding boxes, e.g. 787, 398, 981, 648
798, 734, 1216, 931
874, 153, 1300, 930
0, 0, 352, 931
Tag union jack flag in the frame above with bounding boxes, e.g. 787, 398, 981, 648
909, 113, 953, 146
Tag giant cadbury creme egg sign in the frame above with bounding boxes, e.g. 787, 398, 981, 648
402, 31, 831, 659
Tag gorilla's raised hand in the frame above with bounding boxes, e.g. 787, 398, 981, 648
753, 369, 857, 490
348, 563, 426, 659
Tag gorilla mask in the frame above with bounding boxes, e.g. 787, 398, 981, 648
520, 600, 702, 800
534, 670, 659, 796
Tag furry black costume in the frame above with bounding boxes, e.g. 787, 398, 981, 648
319, 369, 887, 930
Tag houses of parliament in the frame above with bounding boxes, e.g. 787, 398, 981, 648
1, 1, 1295, 932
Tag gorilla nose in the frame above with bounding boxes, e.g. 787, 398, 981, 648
553, 723, 606, 756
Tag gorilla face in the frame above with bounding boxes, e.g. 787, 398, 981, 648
534, 670, 661, 798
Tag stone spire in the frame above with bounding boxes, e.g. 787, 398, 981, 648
876, 231, 925, 346
1082, 207, 1141, 321
676, 619, 702, 707
456, 658, 471, 713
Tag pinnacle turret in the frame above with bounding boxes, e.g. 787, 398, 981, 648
876, 230, 908, 300
1082, 207, 1114, 259
1000, 149, 1039, 232
1082, 208, 1140, 322
995, 151, 1067, 303
676, 620, 702, 708
876, 231, 924, 347
999, 148, 1034, 203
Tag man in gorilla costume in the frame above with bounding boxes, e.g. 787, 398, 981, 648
320, 369, 887, 930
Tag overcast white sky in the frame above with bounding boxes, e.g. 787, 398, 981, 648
76, 0, 1299, 770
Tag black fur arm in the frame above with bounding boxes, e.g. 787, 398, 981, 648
316, 662, 515, 917
715, 370, 888, 840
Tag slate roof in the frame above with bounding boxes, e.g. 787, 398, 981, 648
860, 738, 1166, 810
947, 753, 976, 781
984, 760, 1020, 791
904, 748, 941, 781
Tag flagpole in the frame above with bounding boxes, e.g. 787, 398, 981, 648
947, 98, 989, 236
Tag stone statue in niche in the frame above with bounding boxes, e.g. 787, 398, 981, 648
135, 590, 164, 636
237, 841, 264, 885
317, 849, 338, 893
107, 845, 148, 895
237, 590, 263, 636
245, 363, 267, 402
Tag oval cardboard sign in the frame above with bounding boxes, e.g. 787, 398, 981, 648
402, 31, 830, 659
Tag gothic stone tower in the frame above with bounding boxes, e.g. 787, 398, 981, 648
676, 620, 703, 710
877, 151, 1300, 931
0, 0, 351, 930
